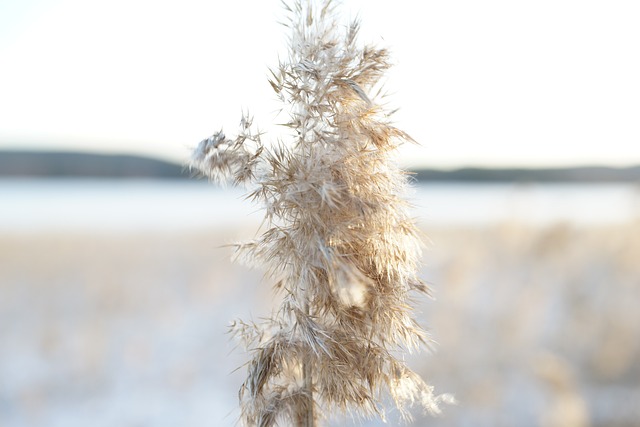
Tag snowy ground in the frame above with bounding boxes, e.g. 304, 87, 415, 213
1, 221, 639, 427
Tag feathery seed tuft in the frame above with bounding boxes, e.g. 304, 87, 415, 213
190, 1, 452, 425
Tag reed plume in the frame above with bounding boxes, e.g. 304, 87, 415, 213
190, 1, 452, 425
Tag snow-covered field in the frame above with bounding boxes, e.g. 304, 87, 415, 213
2, 182, 639, 426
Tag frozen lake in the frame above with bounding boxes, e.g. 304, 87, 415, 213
1, 179, 639, 232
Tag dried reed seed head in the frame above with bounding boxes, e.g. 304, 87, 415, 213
192, 0, 451, 425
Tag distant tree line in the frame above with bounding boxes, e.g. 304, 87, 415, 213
413, 166, 640, 183
1, 150, 639, 182
0, 151, 188, 179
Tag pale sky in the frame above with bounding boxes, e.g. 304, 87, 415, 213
0, 0, 639, 169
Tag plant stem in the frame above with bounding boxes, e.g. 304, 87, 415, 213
300, 357, 315, 427
299, 300, 316, 427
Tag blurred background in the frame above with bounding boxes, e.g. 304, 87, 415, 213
1, 1, 640, 426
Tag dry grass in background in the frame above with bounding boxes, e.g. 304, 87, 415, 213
2, 220, 639, 426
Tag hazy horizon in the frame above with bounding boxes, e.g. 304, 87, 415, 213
3, 146, 640, 172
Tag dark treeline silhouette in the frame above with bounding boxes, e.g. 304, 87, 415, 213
413, 166, 640, 183
1, 150, 639, 182
0, 150, 189, 179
